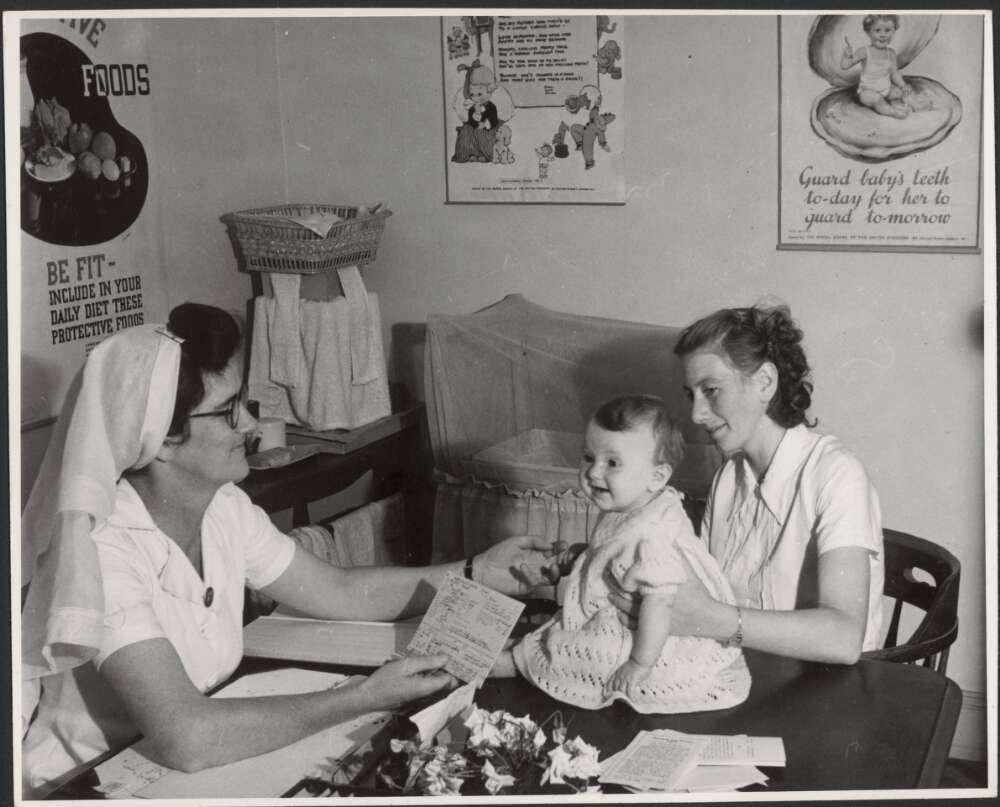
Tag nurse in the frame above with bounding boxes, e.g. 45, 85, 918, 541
21, 302, 558, 797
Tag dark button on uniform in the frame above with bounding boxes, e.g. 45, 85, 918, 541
203, 587, 214, 607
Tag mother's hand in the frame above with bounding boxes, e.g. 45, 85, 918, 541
607, 574, 720, 638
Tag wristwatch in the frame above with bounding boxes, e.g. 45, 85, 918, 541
727, 606, 744, 647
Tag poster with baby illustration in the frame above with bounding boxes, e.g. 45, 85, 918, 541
442, 15, 625, 204
16, 17, 169, 426
778, 13, 983, 252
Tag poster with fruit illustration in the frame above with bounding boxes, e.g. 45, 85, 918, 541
17, 17, 169, 426
442, 15, 626, 204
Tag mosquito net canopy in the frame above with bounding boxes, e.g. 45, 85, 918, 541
424, 295, 722, 561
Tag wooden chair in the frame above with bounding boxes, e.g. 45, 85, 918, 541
863, 528, 961, 674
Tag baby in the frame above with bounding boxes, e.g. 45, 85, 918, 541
493, 394, 751, 714
841, 14, 911, 119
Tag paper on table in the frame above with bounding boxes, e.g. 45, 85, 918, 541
91, 741, 172, 799
243, 616, 418, 667
690, 733, 786, 766
409, 681, 477, 747
676, 764, 769, 792
132, 667, 391, 799
406, 572, 524, 684
598, 730, 708, 791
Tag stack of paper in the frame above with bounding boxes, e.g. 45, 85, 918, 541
243, 616, 418, 667
599, 729, 784, 793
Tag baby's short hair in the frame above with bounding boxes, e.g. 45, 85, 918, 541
863, 14, 900, 33
592, 394, 685, 469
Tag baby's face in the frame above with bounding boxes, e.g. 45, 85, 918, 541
468, 84, 491, 102
868, 19, 898, 47
579, 420, 665, 512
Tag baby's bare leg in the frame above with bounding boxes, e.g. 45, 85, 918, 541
858, 89, 908, 119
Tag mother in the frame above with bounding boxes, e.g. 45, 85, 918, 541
609, 304, 884, 664
21, 303, 556, 797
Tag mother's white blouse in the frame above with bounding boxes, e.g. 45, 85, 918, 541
701, 425, 884, 652
22, 479, 296, 797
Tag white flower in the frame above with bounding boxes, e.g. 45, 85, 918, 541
482, 760, 517, 795
415, 748, 467, 795
542, 736, 602, 785
425, 774, 463, 796
465, 707, 504, 749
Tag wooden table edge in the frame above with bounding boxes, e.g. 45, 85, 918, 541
916, 676, 963, 788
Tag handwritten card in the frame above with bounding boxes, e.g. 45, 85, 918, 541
406, 572, 524, 684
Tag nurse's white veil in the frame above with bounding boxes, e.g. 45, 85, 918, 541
20, 324, 182, 733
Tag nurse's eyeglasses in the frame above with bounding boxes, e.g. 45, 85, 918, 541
188, 392, 246, 430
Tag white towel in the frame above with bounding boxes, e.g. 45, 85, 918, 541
289, 524, 344, 567
331, 493, 404, 567
337, 266, 380, 384
282, 210, 342, 238
248, 294, 391, 431
266, 273, 301, 387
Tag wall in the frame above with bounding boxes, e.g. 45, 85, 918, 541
19, 13, 990, 756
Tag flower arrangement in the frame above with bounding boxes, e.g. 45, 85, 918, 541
376, 706, 602, 796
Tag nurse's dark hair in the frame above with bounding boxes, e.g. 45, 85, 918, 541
166, 303, 242, 438
592, 394, 685, 469
673, 305, 816, 428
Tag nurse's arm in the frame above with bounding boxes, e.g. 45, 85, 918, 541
99, 637, 451, 772
259, 535, 559, 621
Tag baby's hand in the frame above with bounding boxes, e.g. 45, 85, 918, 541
603, 659, 652, 700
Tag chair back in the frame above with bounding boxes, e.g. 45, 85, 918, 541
863, 528, 961, 674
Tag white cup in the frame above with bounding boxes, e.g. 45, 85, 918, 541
256, 417, 286, 452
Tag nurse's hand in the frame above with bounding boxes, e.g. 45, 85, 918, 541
357, 654, 457, 711
474, 535, 567, 597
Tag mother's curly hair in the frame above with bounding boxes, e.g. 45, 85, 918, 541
673, 305, 816, 428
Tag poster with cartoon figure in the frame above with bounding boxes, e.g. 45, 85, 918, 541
16, 17, 169, 426
443, 15, 625, 204
778, 13, 983, 251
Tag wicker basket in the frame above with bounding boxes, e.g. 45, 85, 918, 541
223, 203, 392, 274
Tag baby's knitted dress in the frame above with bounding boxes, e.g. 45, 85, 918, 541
513, 486, 751, 713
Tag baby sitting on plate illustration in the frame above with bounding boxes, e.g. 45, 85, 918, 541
807, 14, 961, 162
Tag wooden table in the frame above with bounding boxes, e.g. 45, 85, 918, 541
48, 649, 961, 799
468, 650, 963, 791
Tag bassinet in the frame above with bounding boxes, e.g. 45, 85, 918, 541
424, 295, 721, 561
